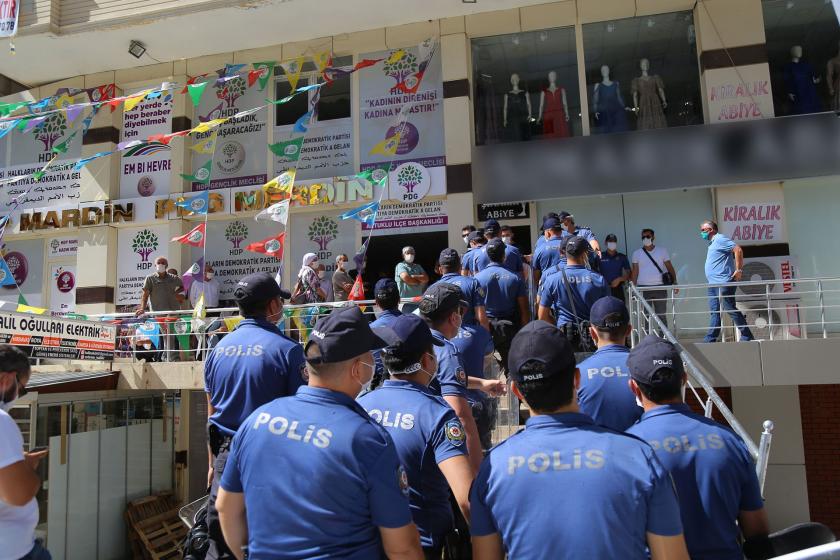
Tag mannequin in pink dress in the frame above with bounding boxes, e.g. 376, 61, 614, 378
538, 71, 570, 138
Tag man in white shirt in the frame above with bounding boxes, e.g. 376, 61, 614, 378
630, 228, 678, 331
0, 345, 49, 560
189, 264, 221, 309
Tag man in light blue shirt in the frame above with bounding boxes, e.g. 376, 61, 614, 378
700, 220, 753, 343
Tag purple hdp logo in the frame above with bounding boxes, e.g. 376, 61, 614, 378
132, 229, 159, 262
308, 216, 338, 251
225, 220, 248, 249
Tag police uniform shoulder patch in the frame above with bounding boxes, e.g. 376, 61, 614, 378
476, 285, 486, 298
397, 464, 409, 497
445, 419, 466, 447
455, 367, 467, 386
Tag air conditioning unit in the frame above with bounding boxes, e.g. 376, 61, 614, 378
736, 298, 806, 341
736, 256, 798, 301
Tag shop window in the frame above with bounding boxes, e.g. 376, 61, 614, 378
472, 27, 582, 145
582, 11, 702, 134
275, 55, 352, 125
763, 0, 840, 116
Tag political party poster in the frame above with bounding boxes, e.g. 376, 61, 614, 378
289, 211, 357, 291
120, 86, 174, 198
0, 0, 20, 37
47, 236, 78, 258
116, 225, 169, 307
362, 198, 448, 237
359, 41, 445, 171
192, 218, 287, 301
0, 238, 45, 307
49, 264, 76, 315
191, 76, 268, 191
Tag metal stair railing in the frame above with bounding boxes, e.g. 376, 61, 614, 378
628, 282, 775, 494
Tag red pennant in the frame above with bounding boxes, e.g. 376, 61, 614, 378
147, 133, 169, 144
171, 223, 207, 248
247, 70, 262, 88
354, 58, 382, 71
245, 232, 286, 259
164, 129, 191, 143
348, 274, 365, 301
394, 70, 426, 95
181, 74, 209, 94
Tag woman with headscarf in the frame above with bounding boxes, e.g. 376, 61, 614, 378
292, 253, 327, 304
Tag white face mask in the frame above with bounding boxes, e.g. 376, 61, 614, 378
463, 235, 470, 246
642, 238, 653, 248
156, 264, 167, 273
355, 360, 375, 397
680, 382, 687, 402
607, 242, 618, 251
404, 254, 415, 264
502, 236, 512, 244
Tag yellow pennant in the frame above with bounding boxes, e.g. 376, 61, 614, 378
387, 50, 406, 64
123, 89, 153, 112
369, 132, 402, 156
190, 131, 218, 155
313, 51, 332, 73
192, 118, 228, 134
55, 93, 74, 109
263, 169, 296, 194
192, 292, 206, 319
223, 316, 244, 331
281, 56, 306, 91
17, 304, 47, 315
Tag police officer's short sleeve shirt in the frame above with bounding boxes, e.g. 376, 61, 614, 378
358, 380, 468, 547
533, 236, 565, 272
577, 345, 642, 431
433, 273, 485, 327
627, 404, 764, 560
220, 386, 413, 559
204, 319, 306, 436
369, 310, 404, 388
538, 265, 609, 325
451, 325, 493, 404
429, 330, 469, 400
469, 413, 682, 560
474, 264, 527, 320
472, 244, 523, 275
600, 252, 631, 284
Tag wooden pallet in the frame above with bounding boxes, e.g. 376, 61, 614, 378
133, 509, 187, 560
125, 493, 182, 560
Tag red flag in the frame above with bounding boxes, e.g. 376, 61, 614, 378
245, 232, 285, 259
247, 70, 262, 88
394, 70, 426, 94
348, 274, 365, 302
354, 58, 383, 71
171, 223, 206, 247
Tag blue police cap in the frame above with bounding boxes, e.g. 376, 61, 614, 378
627, 335, 685, 387
305, 306, 391, 364
374, 278, 398, 300
565, 235, 589, 257
590, 296, 630, 329
233, 272, 290, 304
438, 248, 460, 267
484, 218, 501, 235
419, 283, 467, 320
381, 314, 444, 361
486, 238, 506, 261
467, 230, 485, 244
543, 217, 561, 230
508, 320, 576, 383
558, 211, 573, 221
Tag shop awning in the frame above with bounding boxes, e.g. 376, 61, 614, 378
27, 371, 118, 394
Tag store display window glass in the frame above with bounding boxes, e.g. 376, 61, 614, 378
582, 11, 702, 134
763, 0, 840, 116
472, 27, 582, 145
275, 55, 352, 125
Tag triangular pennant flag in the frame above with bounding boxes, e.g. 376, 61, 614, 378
355, 166, 389, 185
0, 216, 9, 244
347, 274, 365, 302
253, 61, 276, 91
0, 258, 17, 287
232, 107, 262, 120
74, 151, 113, 171
174, 317, 192, 350
163, 129, 192, 144
24, 116, 47, 132
180, 160, 213, 185
280, 56, 306, 91
295, 83, 324, 94
340, 201, 379, 226
293, 110, 312, 133
0, 121, 18, 140
246, 232, 286, 259
175, 190, 210, 215
182, 257, 204, 295
52, 132, 78, 154
313, 51, 332, 73
192, 117, 228, 134
262, 169, 296, 193
181, 74, 209, 94
354, 58, 383, 72
223, 63, 247, 77
187, 82, 208, 107
17, 294, 27, 306
55, 93, 74, 109
17, 303, 47, 315
394, 69, 427, 95
354, 238, 370, 274
171, 222, 207, 247
124, 90, 152, 112
190, 131, 218, 155
136, 320, 162, 349
268, 136, 305, 162
64, 104, 84, 124
255, 200, 290, 225
117, 139, 143, 151
192, 292, 206, 320
223, 316, 244, 332
369, 131, 402, 156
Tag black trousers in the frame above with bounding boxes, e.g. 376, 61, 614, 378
207, 426, 235, 560
488, 317, 518, 374
472, 399, 498, 451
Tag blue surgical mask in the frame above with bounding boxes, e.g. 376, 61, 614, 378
700, 231, 710, 240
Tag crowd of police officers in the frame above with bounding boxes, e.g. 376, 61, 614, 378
202, 213, 770, 560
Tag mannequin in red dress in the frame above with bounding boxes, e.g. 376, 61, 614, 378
538, 70, 570, 138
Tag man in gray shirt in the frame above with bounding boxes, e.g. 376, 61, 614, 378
331, 254, 354, 302
137, 256, 185, 315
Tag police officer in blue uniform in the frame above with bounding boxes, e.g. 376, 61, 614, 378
538, 236, 608, 351
533, 212, 560, 253
418, 283, 484, 473
531, 216, 566, 285
204, 272, 305, 560
215, 306, 424, 560
369, 278, 404, 391
626, 335, 769, 560
600, 233, 631, 301
461, 231, 485, 276
559, 211, 601, 271
432, 248, 502, 450
469, 321, 690, 560
358, 314, 474, 558
474, 239, 529, 375
471, 219, 524, 277
576, 296, 642, 431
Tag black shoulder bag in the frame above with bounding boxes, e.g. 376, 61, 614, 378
642, 248, 674, 286
560, 269, 596, 353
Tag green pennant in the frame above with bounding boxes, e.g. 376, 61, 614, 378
52, 131, 78, 154
67, 313, 89, 321
17, 293, 28, 306
356, 165, 389, 184
15, 117, 29, 131
253, 61, 276, 92
0, 102, 26, 117
268, 136, 305, 163
33, 169, 47, 181
180, 160, 213, 185
174, 317, 192, 350
187, 82, 209, 107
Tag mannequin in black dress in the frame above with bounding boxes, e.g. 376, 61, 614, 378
503, 73, 532, 141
